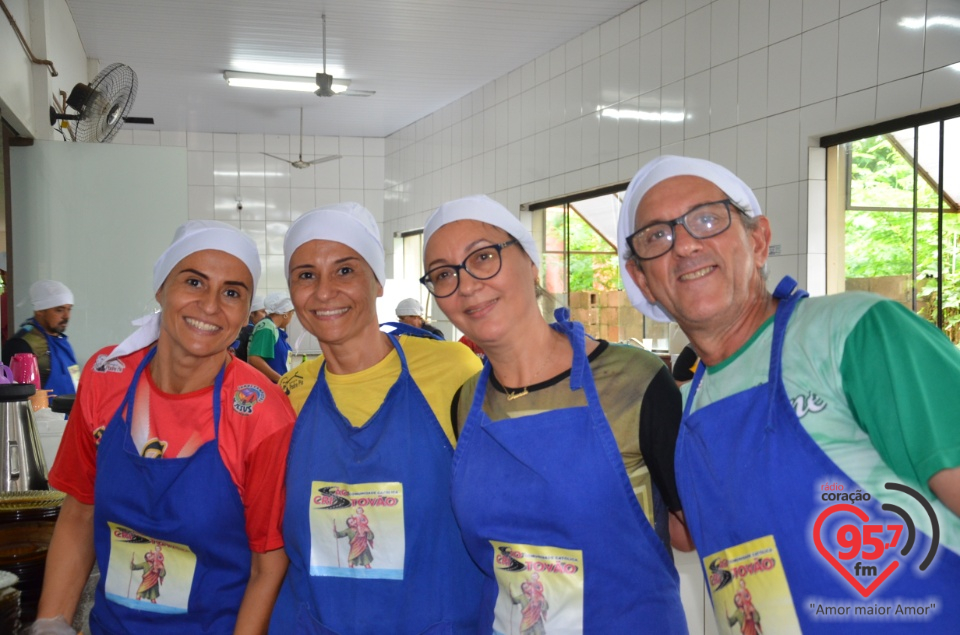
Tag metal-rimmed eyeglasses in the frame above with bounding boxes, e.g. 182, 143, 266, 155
626, 199, 745, 261
420, 240, 519, 298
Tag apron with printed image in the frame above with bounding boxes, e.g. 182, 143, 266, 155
92, 347, 251, 634
29, 317, 79, 395
270, 334, 482, 635
677, 276, 960, 634
452, 313, 687, 634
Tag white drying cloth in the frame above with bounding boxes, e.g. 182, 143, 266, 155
423, 195, 539, 265
616, 155, 763, 322
284, 203, 385, 285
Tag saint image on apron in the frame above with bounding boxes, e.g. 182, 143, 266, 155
703, 535, 801, 634
308, 481, 404, 580
103, 522, 197, 615
490, 541, 584, 635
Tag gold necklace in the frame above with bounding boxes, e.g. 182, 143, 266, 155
498, 331, 565, 401
504, 386, 529, 401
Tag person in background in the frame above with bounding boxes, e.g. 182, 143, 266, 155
234, 295, 267, 361
2, 280, 79, 396
395, 297, 444, 339
269, 202, 483, 634
248, 292, 294, 382
33, 220, 295, 635
458, 333, 485, 359
618, 155, 960, 633
421, 195, 688, 633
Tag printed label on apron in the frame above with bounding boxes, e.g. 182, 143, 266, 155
490, 541, 584, 635
68, 364, 81, 391
104, 522, 197, 615
308, 480, 404, 580
704, 535, 802, 635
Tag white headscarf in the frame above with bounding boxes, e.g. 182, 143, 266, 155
30, 280, 74, 311
617, 156, 763, 322
250, 296, 266, 313
284, 203, 385, 285
99, 220, 261, 366
423, 195, 540, 265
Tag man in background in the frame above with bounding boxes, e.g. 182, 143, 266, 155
248, 292, 294, 382
234, 295, 266, 361
2, 279, 79, 395
395, 298, 444, 339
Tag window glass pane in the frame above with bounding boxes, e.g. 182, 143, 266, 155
542, 252, 567, 296
568, 253, 620, 293
544, 206, 565, 252
843, 117, 960, 344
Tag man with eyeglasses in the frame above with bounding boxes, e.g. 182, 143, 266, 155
617, 156, 960, 633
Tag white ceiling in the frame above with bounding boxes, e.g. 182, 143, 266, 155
66, 0, 642, 139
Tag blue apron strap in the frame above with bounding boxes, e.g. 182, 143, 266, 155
551, 307, 589, 391
683, 362, 707, 419
211, 360, 226, 435
768, 276, 809, 387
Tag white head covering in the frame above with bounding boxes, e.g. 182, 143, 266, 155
98, 220, 261, 367
30, 280, 74, 311
395, 298, 423, 317
264, 292, 294, 314
617, 156, 764, 322
284, 203, 385, 285
423, 195, 540, 265
250, 296, 266, 313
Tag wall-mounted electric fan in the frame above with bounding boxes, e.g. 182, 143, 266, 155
49, 63, 154, 142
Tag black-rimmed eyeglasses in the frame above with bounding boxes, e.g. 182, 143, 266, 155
420, 240, 519, 298
626, 199, 745, 261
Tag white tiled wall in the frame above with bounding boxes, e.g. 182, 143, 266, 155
110, 129, 386, 303
382, 0, 960, 293
379, 4, 958, 631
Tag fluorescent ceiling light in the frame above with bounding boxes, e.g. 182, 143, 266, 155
223, 71, 350, 93
899, 16, 960, 29
600, 107, 685, 122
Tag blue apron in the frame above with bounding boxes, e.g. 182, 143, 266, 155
92, 348, 252, 634
677, 276, 960, 633
451, 314, 687, 634
29, 317, 78, 395
269, 328, 292, 375
270, 334, 483, 635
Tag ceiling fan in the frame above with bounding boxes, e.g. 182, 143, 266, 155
316, 14, 375, 98
262, 108, 341, 169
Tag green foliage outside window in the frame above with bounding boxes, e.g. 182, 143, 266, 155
845, 134, 960, 342
545, 208, 620, 293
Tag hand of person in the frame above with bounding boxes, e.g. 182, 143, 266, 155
24, 616, 77, 635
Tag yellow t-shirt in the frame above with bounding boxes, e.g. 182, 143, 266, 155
278, 335, 483, 446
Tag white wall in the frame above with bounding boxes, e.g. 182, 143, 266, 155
97, 129, 388, 354
10, 140, 187, 366
379, 0, 960, 632
382, 0, 960, 293
0, 0, 89, 138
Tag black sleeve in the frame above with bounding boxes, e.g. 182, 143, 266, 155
1, 337, 33, 366
672, 345, 699, 382
639, 364, 684, 512
450, 385, 463, 440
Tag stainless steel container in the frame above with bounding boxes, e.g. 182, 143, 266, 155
0, 385, 48, 492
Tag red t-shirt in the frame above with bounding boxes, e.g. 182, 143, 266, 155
49, 346, 296, 553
